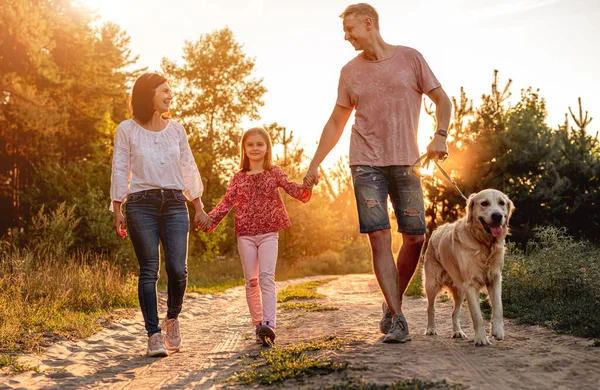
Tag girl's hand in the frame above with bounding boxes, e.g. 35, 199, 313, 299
193, 208, 212, 232
200, 212, 212, 231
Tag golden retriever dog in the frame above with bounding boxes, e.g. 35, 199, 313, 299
423, 189, 514, 346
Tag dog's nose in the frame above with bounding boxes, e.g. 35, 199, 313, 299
491, 212, 503, 225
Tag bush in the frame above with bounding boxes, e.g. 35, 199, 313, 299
0, 203, 137, 352
21, 160, 138, 269
503, 226, 600, 337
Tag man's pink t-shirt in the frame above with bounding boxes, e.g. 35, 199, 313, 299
337, 45, 441, 166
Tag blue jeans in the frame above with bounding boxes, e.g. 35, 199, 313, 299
351, 165, 426, 234
125, 189, 190, 336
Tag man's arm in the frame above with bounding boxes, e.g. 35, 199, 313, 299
427, 86, 452, 131
304, 104, 353, 186
425, 86, 452, 160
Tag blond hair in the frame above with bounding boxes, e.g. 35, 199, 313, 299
339, 3, 380, 30
239, 127, 273, 171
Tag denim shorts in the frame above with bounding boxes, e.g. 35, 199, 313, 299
351, 165, 426, 234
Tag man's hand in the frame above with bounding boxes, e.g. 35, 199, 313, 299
303, 165, 319, 188
425, 134, 448, 162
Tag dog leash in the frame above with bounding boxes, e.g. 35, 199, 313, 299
413, 153, 469, 204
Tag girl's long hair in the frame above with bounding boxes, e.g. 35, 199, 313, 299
239, 127, 273, 171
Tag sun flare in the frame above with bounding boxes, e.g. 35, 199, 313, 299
76, 0, 121, 19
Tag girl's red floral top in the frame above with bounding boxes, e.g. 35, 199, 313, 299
207, 165, 311, 236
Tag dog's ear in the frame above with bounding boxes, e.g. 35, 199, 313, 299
466, 193, 477, 224
506, 197, 515, 226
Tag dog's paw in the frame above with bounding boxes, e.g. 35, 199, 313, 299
452, 330, 467, 339
491, 322, 504, 340
425, 328, 438, 336
474, 333, 491, 346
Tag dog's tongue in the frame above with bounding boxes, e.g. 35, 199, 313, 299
490, 226, 503, 237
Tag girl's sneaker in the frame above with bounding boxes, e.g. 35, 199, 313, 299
147, 333, 168, 357
255, 325, 264, 344
257, 322, 276, 346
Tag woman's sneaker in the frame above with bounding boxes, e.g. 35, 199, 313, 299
147, 333, 168, 357
379, 301, 392, 334
162, 317, 182, 351
257, 322, 276, 346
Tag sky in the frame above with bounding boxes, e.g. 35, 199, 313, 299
82, 0, 600, 168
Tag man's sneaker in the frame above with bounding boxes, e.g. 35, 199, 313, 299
383, 313, 412, 343
257, 322, 276, 346
162, 317, 182, 351
147, 333, 168, 357
379, 301, 392, 334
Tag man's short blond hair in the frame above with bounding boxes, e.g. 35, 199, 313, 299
340, 3, 380, 30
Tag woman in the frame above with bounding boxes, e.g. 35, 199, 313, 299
110, 72, 210, 357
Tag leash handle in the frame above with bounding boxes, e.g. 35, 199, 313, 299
412, 154, 469, 204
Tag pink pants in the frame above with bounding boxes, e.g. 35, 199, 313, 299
237, 232, 278, 328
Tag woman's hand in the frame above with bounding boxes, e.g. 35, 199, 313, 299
113, 201, 127, 238
192, 198, 212, 231
193, 209, 212, 232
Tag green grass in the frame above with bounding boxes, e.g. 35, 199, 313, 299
437, 292, 450, 303
480, 293, 492, 320
0, 353, 13, 369
280, 301, 339, 312
404, 263, 424, 298
323, 378, 463, 389
186, 279, 244, 294
277, 278, 337, 303
230, 335, 348, 386
0, 354, 39, 374
0, 250, 138, 353
503, 226, 600, 338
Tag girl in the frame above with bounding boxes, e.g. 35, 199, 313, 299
205, 127, 311, 346
110, 72, 211, 357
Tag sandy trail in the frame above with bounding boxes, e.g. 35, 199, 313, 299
2, 274, 599, 389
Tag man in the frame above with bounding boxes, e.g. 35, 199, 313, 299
303, 3, 452, 343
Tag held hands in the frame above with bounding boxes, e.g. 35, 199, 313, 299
303, 165, 319, 189
194, 209, 212, 232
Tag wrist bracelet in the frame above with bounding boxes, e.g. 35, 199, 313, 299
436, 129, 448, 137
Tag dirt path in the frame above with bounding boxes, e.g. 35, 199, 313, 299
2, 274, 600, 389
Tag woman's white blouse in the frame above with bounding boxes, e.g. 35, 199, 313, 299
109, 119, 203, 211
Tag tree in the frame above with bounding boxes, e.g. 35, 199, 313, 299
425, 71, 555, 243
0, 0, 137, 248
548, 98, 600, 239
423, 86, 474, 234
162, 28, 266, 204
161, 28, 266, 262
